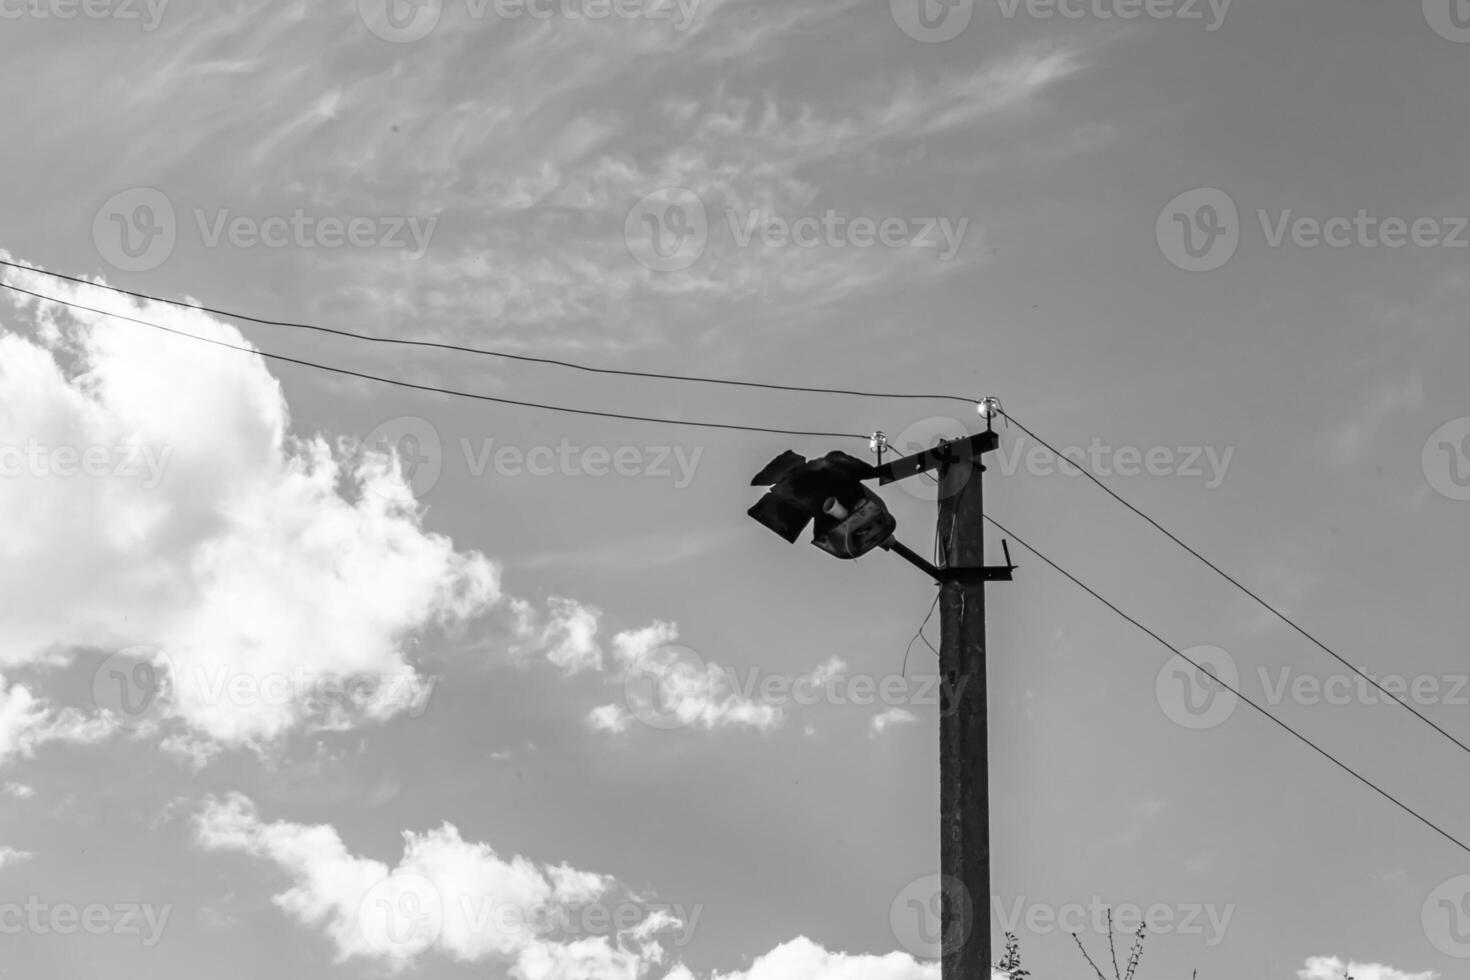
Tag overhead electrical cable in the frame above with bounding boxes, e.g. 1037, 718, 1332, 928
0, 258, 981, 406
1000, 409, 1470, 761
986, 514, 1470, 859
5, 259, 1462, 763
0, 281, 867, 442
5, 263, 1466, 859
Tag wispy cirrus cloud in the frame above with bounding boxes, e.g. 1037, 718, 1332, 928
1327, 371, 1424, 466
17, 0, 1091, 359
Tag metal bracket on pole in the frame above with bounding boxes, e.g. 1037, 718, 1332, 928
881, 537, 1017, 585
874, 432, 1016, 586
873, 431, 999, 486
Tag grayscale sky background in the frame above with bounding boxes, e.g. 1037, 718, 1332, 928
1, 1, 1469, 978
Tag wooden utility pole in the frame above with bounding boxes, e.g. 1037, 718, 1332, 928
937, 443, 990, 980
744, 409, 1011, 980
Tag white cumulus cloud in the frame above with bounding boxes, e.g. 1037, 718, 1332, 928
0, 845, 33, 869
197, 797, 949, 980
195, 793, 682, 975
0, 675, 117, 766
869, 708, 918, 738
0, 258, 499, 748
589, 622, 782, 734
1298, 957, 1437, 980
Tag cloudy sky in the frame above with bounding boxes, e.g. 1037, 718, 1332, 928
2, 0, 1469, 977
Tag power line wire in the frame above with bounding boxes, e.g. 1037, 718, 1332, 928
0, 281, 866, 442
11, 259, 1464, 766
985, 513, 1470, 859
6, 261, 1465, 856
0, 258, 982, 406
1001, 409, 1470, 761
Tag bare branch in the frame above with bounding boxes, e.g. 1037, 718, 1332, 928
1072, 932, 1111, 980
